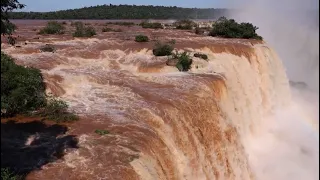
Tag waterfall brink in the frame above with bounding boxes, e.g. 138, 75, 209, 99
2, 36, 317, 180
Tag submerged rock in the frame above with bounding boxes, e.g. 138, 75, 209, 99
166, 58, 179, 66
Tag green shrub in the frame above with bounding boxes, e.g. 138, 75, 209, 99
135, 35, 149, 42
84, 26, 96, 36
152, 42, 174, 56
171, 51, 193, 71
38, 21, 65, 35
174, 19, 196, 30
1, 52, 46, 117
95, 129, 109, 135
194, 53, 208, 60
1, 168, 21, 180
209, 17, 263, 40
72, 22, 96, 37
139, 21, 163, 29
35, 98, 79, 123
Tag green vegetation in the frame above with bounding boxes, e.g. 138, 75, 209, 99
174, 19, 196, 30
1, 52, 47, 117
95, 129, 109, 135
194, 53, 208, 60
102, 27, 122, 32
1, 168, 21, 180
209, 17, 263, 40
7, 36, 16, 46
40, 44, 55, 52
1, 52, 79, 122
172, 51, 193, 71
106, 22, 135, 26
72, 22, 96, 37
38, 21, 65, 35
34, 98, 79, 123
152, 42, 174, 56
135, 35, 149, 42
139, 21, 163, 29
1, 0, 25, 35
8, 5, 227, 20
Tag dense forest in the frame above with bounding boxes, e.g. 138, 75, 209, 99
9, 4, 229, 19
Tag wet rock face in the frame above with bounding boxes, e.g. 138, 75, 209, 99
289, 80, 308, 89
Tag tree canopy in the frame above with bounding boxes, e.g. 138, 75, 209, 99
209, 17, 263, 40
1, 0, 25, 35
8, 4, 228, 19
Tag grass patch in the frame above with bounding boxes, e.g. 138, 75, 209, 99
38, 21, 65, 35
135, 35, 149, 42
95, 129, 109, 135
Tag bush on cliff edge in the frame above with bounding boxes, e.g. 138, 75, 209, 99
209, 17, 263, 40
1, 52, 79, 122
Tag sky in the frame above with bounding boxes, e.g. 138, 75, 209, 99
17, 0, 228, 12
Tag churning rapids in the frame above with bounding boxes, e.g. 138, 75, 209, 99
1, 20, 319, 180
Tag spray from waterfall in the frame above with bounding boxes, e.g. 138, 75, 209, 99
225, 0, 319, 180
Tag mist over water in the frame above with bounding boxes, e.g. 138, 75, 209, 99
226, 0, 319, 180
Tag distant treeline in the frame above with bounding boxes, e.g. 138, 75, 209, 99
9, 4, 229, 20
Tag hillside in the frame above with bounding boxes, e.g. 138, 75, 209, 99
9, 4, 228, 20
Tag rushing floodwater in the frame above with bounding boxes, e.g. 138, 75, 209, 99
1, 19, 319, 179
